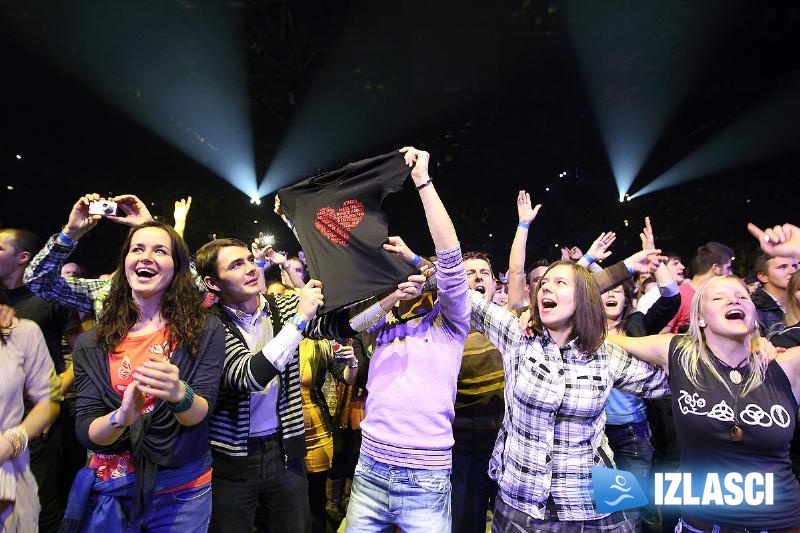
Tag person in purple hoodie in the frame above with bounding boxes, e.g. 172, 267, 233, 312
343, 147, 469, 533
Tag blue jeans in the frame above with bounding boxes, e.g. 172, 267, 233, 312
451, 449, 496, 533
605, 421, 655, 532
345, 454, 451, 533
119, 484, 212, 533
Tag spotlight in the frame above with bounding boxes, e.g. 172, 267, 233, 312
7, 185, 14, 190
250, 197, 261, 205
15, 154, 21, 160
545, 187, 550, 192
619, 197, 625, 203
624, 220, 629, 226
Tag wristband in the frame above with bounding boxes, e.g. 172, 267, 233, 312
582, 252, 596, 265
255, 260, 267, 268
347, 360, 359, 369
517, 221, 531, 229
58, 228, 78, 246
167, 381, 195, 414
290, 314, 308, 332
623, 259, 636, 276
411, 254, 422, 267
415, 178, 433, 191
109, 409, 124, 429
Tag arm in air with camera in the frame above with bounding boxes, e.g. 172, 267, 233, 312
24, 193, 154, 316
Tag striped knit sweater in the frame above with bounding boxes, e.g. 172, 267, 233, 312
209, 292, 357, 460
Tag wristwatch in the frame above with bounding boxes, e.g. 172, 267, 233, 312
109, 409, 123, 428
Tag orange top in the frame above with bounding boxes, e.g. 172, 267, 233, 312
90, 328, 211, 491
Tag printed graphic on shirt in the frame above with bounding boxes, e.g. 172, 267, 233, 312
314, 199, 365, 246
677, 389, 791, 428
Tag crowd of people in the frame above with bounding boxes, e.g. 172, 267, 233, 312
2, 146, 800, 533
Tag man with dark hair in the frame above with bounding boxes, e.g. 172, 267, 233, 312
452, 251, 505, 533
194, 236, 424, 533
751, 252, 799, 335
0, 227, 82, 532
664, 241, 734, 333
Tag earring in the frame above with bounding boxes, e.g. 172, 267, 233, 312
698, 319, 706, 328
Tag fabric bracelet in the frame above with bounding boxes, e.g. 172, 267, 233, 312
582, 252, 596, 265
167, 381, 195, 414
255, 260, 267, 268
411, 254, 422, 267
415, 178, 433, 191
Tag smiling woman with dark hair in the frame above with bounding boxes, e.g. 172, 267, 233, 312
61, 222, 225, 532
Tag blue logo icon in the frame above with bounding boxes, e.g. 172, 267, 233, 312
592, 466, 648, 513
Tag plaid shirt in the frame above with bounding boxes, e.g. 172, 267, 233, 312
469, 291, 670, 521
24, 236, 112, 318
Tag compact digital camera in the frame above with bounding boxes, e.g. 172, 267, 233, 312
88, 199, 117, 216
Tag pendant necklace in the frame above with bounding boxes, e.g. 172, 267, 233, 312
716, 358, 747, 442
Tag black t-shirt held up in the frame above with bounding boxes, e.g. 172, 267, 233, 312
278, 151, 417, 312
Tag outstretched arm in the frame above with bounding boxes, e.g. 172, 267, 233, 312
606, 333, 673, 371
508, 190, 541, 309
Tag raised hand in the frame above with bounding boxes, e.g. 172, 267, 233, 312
748, 223, 800, 258
297, 280, 324, 321
62, 193, 103, 241
626, 248, 666, 274
640, 217, 655, 251
587, 232, 616, 262
517, 190, 541, 225
108, 194, 154, 227
383, 236, 417, 264
399, 146, 431, 185
567, 246, 583, 261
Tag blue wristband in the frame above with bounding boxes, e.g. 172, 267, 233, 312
290, 314, 308, 332
517, 221, 531, 229
583, 253, 596, 265
623, 259, 636, 276
411, 254, 422, 267
255, 260, 267, 268
58, 231, 77, 246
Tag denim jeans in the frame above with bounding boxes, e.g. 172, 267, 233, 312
605, 421, 655, 532
345, 453, 452, 533
209, 439, 310, 533
451, 449, 496, 533
124, 484, 212, 533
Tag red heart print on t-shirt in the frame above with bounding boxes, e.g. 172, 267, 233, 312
314, 199, 365, 246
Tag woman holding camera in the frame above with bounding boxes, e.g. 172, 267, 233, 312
60, 220, 224, 532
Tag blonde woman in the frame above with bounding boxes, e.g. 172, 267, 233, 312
609, 273, 800, 531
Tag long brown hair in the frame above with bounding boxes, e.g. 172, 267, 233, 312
96, 222, 206, 355
531, 260, 607, 353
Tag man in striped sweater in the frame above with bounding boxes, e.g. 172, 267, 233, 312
195, 238, 425, 533
344, 147, 470, 533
